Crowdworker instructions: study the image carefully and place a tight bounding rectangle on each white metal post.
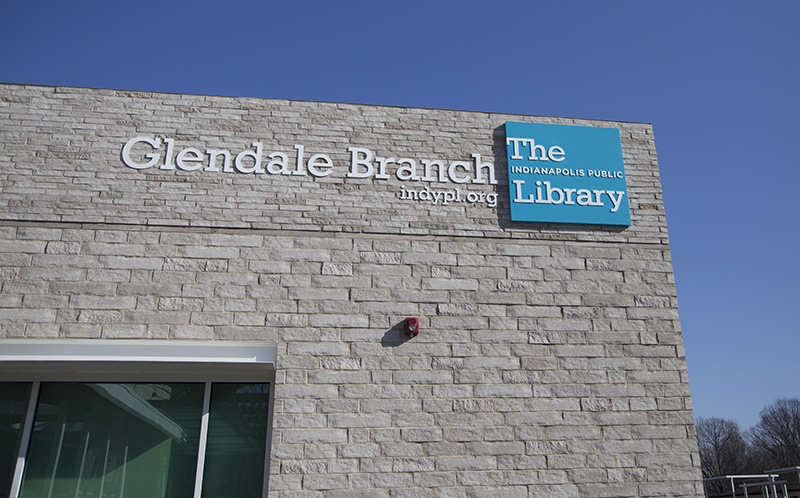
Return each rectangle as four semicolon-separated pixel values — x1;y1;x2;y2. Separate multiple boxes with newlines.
9;381;40;498
193;381;212;498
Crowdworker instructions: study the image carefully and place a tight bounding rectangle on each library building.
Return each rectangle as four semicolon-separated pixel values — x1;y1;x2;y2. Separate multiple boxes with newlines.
0;83;703;497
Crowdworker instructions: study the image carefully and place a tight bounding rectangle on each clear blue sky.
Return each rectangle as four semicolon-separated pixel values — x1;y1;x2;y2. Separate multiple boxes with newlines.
1;1;798;430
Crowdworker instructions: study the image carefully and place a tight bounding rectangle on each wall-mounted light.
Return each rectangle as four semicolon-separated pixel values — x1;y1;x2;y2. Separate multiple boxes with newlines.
404;317;420;336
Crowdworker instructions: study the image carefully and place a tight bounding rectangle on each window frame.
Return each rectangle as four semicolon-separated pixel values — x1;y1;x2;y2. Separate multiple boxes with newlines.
0;339;277;498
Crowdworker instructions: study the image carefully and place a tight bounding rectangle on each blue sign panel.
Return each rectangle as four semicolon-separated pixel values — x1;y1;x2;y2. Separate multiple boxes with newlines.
505;122;631;226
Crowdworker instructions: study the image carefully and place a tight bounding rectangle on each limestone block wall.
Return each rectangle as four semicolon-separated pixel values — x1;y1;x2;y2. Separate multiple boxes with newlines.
0;83;703;497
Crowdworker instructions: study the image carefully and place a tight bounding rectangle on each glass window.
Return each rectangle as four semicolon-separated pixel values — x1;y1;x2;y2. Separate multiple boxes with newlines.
202;383;270;498
2;381;271;498
0;383;31;497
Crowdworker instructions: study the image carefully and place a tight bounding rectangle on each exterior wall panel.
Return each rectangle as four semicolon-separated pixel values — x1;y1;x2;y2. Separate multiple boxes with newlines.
0;83;703;497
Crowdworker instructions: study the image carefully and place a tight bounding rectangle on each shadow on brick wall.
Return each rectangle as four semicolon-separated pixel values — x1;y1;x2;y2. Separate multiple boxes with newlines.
381;321;414;347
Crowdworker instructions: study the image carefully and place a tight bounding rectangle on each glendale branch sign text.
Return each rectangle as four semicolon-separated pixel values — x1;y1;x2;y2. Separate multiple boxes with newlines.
120;137;499;207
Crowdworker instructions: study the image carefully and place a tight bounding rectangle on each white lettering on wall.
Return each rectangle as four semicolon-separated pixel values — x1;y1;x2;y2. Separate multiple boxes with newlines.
176;148;204;171
121;137;499;208
121;136;162;169
346;147;374;178
512;179;626;213
505;137;565;162
235;143;264;174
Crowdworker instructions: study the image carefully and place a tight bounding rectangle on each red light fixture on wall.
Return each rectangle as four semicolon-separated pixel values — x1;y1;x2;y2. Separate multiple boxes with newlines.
404;317;420;336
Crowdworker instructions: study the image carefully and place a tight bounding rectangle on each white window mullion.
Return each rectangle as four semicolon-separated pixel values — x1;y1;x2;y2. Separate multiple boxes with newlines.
261;384;275;498
193;381;212;498
9;380;41;498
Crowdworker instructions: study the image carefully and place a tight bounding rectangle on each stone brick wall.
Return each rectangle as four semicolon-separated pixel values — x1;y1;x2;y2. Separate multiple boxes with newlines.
0;83;703;497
